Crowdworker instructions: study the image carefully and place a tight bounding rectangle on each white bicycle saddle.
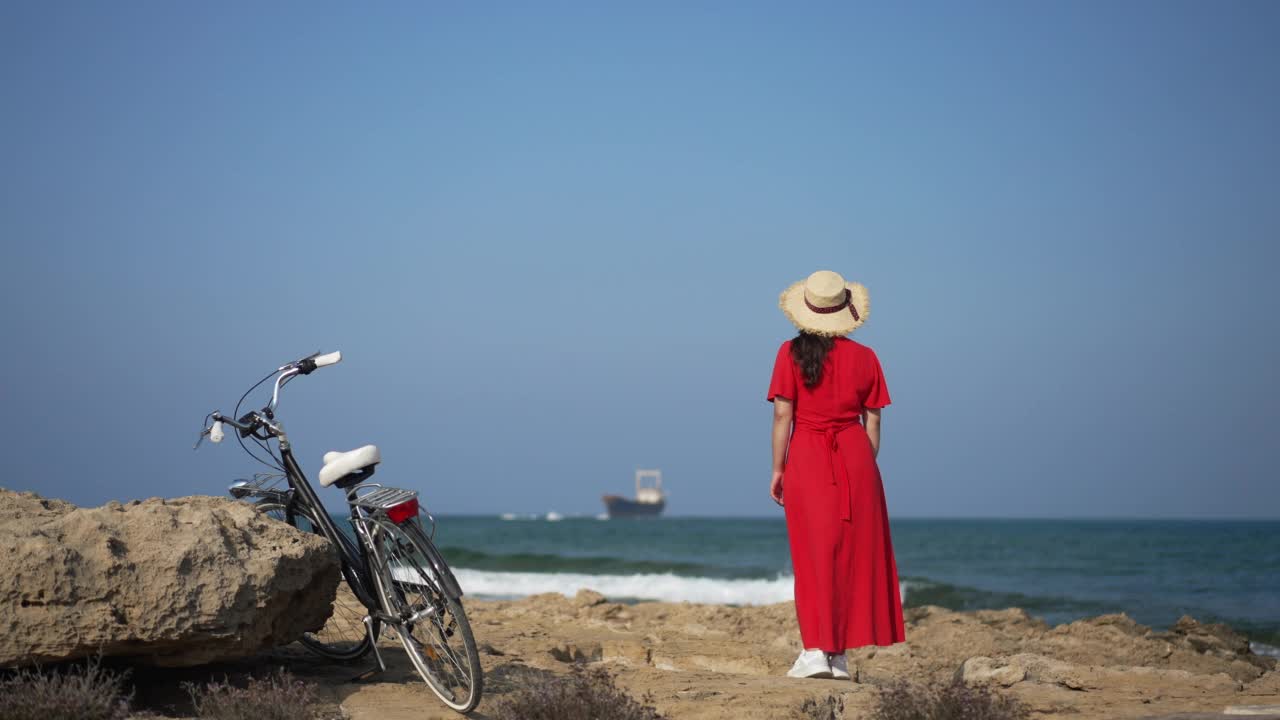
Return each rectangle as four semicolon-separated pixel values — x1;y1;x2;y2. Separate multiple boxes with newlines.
318;445;381;487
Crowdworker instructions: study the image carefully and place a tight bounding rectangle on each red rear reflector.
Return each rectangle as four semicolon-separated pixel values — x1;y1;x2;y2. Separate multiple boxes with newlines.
386;498;419;524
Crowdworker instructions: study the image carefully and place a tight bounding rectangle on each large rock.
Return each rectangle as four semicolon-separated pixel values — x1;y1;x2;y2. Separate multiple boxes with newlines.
1163;615;1270;669
0;489;340;667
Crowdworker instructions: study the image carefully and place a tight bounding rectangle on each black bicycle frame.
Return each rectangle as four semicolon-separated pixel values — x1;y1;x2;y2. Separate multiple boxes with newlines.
279;446;382;611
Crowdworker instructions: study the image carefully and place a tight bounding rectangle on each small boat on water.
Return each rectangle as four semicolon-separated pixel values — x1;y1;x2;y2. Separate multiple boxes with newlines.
602;469;666;518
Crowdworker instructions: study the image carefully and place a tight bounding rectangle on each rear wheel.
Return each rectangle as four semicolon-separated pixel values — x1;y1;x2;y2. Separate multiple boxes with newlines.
372;518;482;713
256;501;375;661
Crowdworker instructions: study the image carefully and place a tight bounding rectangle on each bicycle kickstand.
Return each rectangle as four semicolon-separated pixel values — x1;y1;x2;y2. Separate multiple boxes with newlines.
351;615;388;682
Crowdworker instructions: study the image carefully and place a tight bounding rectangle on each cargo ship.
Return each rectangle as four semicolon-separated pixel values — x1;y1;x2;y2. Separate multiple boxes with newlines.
602;469;666;518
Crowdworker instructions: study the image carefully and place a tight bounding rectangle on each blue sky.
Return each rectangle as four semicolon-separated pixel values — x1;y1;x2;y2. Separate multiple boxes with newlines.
2;1;1277;518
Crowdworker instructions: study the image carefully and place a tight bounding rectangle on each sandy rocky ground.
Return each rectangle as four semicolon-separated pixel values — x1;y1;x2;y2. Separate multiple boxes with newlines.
131;588;1280;720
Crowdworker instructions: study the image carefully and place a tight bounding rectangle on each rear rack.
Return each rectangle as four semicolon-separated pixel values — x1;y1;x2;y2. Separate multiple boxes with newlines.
350;485;418;512
348;484;436;539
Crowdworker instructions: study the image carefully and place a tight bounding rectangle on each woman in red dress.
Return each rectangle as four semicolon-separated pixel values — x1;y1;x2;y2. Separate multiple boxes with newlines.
768;269;906;680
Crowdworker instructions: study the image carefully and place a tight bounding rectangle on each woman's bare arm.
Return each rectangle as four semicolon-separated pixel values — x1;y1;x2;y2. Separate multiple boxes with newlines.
771;398;793;505
864;407;882;459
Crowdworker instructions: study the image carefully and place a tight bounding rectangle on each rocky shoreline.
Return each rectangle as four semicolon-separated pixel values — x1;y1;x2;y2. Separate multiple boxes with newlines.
3;489;1278;719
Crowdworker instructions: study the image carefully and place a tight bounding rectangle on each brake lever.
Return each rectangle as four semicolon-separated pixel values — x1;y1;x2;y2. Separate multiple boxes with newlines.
280;350;323;372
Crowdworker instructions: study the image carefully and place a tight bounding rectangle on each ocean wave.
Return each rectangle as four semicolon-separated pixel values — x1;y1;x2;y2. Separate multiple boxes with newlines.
1251;641;1280;659
437;546;762;578
452;568;911;606
453;569;794;604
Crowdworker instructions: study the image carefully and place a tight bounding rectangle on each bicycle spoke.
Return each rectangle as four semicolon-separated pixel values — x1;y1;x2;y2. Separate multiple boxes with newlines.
407;629;464;701
391;550;470;687
415;615;468;685
306;584;368;649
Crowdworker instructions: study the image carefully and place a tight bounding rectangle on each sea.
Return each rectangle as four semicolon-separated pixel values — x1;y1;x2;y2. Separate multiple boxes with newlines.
421;515;1280;657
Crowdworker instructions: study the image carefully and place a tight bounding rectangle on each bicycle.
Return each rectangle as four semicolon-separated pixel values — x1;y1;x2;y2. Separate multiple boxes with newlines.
196;351;483;713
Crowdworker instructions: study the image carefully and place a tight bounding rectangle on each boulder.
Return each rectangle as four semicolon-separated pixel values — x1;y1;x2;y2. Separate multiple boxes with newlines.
954;656;1028;686
0;489;340;667
574;589;608;608
1163;615;1266;665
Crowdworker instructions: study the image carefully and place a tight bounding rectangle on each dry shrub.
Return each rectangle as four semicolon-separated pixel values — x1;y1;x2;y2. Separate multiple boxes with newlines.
872;678;1029;720
0;658;133;720
184;668;324;720
493;664;667;720
799;693;845;720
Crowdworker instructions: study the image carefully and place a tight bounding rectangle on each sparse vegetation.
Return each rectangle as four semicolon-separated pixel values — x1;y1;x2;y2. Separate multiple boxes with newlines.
184;668;336;720
871;678;1029;720
0;657;133;720
493;664;668;720
799;693;846;720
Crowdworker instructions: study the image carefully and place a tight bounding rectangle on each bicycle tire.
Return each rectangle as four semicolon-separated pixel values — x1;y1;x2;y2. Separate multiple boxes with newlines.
371;518;482;713
256;501;375;662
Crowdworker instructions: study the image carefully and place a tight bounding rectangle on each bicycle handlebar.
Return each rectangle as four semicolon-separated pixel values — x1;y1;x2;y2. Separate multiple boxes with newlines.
197;349;343;449
287;350;342;376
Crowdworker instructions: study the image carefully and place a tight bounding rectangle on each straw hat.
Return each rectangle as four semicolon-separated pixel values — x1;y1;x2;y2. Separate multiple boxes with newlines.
779;270;871;337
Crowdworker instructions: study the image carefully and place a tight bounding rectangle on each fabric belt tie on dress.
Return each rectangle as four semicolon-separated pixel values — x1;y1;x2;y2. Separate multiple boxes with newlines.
797;418;861;523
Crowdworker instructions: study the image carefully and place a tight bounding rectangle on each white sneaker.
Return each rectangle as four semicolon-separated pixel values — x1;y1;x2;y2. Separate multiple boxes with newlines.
828;653;851;680
786;649;833;679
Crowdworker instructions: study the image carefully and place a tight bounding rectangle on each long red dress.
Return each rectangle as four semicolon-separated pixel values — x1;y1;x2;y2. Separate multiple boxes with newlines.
768;337;906;651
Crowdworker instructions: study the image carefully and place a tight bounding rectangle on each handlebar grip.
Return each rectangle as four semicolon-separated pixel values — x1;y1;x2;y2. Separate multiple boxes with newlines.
210;420;225;444
313;351;342;368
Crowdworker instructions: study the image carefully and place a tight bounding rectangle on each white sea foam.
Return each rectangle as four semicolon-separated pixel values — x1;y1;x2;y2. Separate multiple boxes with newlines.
452;568;911;606
1252;641;1280;659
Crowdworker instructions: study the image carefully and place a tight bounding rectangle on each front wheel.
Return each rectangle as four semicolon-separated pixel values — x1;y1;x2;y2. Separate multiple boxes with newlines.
256;502;375;662
372;518;482;713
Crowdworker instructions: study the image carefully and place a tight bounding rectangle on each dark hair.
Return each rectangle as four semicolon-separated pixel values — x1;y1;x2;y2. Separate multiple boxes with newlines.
791;332;835;388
